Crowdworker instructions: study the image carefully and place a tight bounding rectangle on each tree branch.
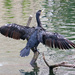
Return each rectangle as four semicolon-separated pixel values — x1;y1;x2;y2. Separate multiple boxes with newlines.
30;51;39;67
42;53;50;67
42;53;75;75
26;15;33;26
26;15;39;67
42;53;75;68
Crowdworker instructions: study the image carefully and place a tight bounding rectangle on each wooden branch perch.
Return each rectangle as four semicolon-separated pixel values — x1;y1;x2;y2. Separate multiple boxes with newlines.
30;51;39;67
42;53;75;68
42;53;50;67
42;53;75;75
26;15;33;26
26;15;39;67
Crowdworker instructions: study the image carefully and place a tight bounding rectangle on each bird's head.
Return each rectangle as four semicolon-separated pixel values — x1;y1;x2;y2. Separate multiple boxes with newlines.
36;10;42;17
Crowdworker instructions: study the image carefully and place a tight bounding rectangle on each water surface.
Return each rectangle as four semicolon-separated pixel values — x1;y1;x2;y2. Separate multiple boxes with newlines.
0;0;75;75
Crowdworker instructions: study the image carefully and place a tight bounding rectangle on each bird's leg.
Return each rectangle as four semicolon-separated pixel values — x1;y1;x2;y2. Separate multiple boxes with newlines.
30;47;40;67
31;47;40;53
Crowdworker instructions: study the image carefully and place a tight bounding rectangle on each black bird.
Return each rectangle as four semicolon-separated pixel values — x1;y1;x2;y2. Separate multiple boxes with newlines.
0;10;75;57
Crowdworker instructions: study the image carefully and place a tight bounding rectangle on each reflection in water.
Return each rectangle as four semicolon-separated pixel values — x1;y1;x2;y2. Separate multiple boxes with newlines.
22;0;31;25
22;0;30;17
20;67;39;75
43;0;75;40
3;0;14;23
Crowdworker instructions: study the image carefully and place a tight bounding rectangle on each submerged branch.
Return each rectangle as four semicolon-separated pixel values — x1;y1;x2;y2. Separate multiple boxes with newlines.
42;53;75;74
42;53;75;68
42;53;50;67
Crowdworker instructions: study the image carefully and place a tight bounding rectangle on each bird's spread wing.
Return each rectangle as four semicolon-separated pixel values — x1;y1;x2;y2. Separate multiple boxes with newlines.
0;23;31;40
42;32;75;49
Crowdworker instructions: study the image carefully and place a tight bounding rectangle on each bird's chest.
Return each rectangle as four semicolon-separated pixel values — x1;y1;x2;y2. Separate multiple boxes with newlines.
27;30;39;48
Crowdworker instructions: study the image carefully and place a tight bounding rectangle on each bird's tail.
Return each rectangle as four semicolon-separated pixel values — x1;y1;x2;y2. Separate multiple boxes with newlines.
20;47;30;57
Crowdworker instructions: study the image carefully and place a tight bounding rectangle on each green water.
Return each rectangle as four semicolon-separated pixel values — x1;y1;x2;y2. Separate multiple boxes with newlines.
0;0;75;75
40;0;75;75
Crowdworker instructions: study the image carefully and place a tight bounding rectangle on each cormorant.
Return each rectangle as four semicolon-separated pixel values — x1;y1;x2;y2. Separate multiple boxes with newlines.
20;10;75;57
0;10;75;57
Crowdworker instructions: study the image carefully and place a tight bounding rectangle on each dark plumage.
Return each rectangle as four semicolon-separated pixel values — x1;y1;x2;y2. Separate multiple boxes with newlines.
20;29;40;56
0;10;75;57
36;10;42;27
0;23;35;40
42;32;75;49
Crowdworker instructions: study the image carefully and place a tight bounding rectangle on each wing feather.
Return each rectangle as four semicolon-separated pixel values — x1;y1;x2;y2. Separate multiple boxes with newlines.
54;40;58;48
0;23;31;40
65;39;75;48
42;32;75;49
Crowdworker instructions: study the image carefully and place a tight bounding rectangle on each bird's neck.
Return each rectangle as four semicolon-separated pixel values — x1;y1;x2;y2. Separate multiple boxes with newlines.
36;15;42;27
